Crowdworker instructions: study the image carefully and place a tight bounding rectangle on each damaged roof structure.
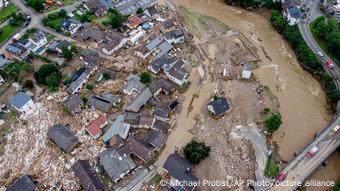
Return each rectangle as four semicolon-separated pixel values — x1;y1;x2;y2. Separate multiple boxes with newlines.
47;124;79;153
72;160;105;191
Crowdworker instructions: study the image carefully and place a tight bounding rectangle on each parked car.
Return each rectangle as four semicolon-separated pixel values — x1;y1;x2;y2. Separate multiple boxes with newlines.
306;146;318;158
332;125;339;134
276;172;287;182
317;51;324;58
325;60;334;69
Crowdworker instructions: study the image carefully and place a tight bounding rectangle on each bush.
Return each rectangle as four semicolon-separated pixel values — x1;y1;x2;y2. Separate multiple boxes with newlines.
136;7;144;14
333;180;340;191
183;139;211;165
86;83;94;90
24;79;34;89
264;112;282;133
140;72;152;84
102;73;110;81
0;61;31;81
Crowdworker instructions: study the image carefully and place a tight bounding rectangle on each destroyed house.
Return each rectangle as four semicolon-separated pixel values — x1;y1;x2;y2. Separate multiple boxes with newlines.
153;107;170;122
63;95;84;114
126;87;153;112
163;153;198;191
86;115;107;139
123;74;145;95
72;160;105;191
6;175;36;191
47;124;79;153
87;96;112;113
163;29;185;44
99;148;136;183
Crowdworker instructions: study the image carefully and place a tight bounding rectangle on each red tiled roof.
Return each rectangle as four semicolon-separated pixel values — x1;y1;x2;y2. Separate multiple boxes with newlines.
128;16;143;29
86;115;107;138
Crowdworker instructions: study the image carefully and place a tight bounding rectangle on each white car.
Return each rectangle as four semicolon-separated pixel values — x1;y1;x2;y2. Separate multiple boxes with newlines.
317;51;324;58
332;125;340;134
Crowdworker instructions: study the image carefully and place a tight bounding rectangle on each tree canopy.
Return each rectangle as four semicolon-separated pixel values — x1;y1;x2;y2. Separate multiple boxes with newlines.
140;72;151;84
333;180;340;191
264;112;282;133
183;139;210;165
0;61;31;81
34;63;62;90
27;0;45;12
105;9;126;29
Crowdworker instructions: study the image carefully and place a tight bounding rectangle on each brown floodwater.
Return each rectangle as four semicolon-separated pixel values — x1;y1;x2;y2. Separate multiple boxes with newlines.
171;0;331;162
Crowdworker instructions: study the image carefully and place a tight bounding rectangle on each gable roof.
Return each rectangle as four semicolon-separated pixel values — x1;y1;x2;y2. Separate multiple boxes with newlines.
149;77;173;95
152;120;168;132
124;74;145;94
47;124;79;152
148;55;177;73
98;148;136;182
72;160;105;191
9;91;32;110
86;115;107;138
126;88;153;112
143;130;166;150
127;136;154;162
166;59;188;81
155;40;173;59
163;153;198;189
87;96;112;112
6;175;36;191
102;115;130;142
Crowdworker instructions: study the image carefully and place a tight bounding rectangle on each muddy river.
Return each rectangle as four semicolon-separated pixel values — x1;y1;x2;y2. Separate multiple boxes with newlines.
156;0;338;187
172;0;331;161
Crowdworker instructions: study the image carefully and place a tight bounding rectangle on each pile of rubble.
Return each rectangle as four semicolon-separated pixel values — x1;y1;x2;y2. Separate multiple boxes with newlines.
0;91;105;190
94;79;125;95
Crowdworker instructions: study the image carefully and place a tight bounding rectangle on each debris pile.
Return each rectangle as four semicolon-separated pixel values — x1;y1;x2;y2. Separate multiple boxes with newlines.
0;91;105;190
94;79;125;95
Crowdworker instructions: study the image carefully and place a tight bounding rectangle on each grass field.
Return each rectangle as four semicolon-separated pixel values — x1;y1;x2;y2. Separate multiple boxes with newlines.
0;4;18;23
0;24;18;44
265;154;279;178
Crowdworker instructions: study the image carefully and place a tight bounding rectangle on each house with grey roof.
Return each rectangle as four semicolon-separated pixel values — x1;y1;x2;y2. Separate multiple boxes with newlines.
126;87;153;112
95;67;117;81
0;55;10;69
102;115;130;142
99;148;136;183
5;43;30;61
6;175;36;191
147;54;177;74
55;40;72;54
163;153;198;191
149;77;173;96
164;29;185;44
72;160;105;191
143;130;166;150
164;59;189;86
124;112;155;128
101;93;121;107
102;30;129;55
87;96;113;113
26;30;47;52
152;120;168;132
126;136;154;162
207;97;229;117
155;40;173;59
283;0;301;25
123;74;145;95
63;95;84;114
9;91;35;113
135;36;163;59
153;107;170;122
61;18;81;35
113;0;156;15
145;5;159;18
47;124;79;153
74;27;105;45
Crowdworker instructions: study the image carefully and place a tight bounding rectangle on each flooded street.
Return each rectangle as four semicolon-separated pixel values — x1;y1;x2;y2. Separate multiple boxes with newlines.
172;0;331;161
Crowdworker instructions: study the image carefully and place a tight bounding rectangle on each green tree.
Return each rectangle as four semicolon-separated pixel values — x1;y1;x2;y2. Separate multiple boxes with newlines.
34;63;61;85
333;180;340;191
59;9;68;18
136;7;144;14
183;139;211;165
107;8;126;28
86;83;94;90
24;79;34;89
46;72;61;90
1;61;31;81
102;73;110;80
264;112;282;133
27;0;45;12
62;46;73;61
140;72;151;84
